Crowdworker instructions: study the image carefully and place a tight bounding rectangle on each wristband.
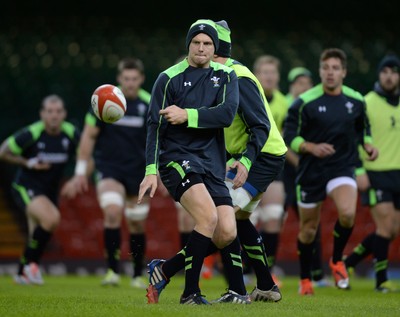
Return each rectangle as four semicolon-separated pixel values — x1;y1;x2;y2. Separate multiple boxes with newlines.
74;160;87;176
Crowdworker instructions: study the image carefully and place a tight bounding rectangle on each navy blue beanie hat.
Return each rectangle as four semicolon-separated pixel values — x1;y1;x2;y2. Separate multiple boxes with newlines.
186;19;219;51
377;54;400;74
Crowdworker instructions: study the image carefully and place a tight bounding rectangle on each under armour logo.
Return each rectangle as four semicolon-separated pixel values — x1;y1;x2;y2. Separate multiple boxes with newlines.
182;179;190;187
257;237;263;244
301;190;307;201
198;24;206;30
376;189;383;201
184;82;191;86
318;106;327;112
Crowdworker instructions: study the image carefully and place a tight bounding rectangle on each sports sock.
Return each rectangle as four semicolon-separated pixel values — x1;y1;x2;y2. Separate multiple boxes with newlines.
219;237;246;295
237;219;274;290
298;239;314;280
332;220;353;263
373;234;390;287
182;230;211;297
162;241;218;279
22;225;52;265
130;233;146;277
180;232;190;249
260;231;279;268
311;225;324;281
104;228;121;273
344;232;375;268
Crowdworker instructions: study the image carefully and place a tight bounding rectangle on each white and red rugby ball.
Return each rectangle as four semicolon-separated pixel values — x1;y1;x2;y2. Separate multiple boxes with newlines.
91;84;127;123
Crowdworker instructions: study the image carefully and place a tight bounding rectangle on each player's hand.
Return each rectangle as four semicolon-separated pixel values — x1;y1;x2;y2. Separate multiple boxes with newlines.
159;105;188;125
138;174;158;204
363;144;379;161
26;158;51;170
228;160;248;189
60;179;79;199
356;173;370;192
306;142;335;158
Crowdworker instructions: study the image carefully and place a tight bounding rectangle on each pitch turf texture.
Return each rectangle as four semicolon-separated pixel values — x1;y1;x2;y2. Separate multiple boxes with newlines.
0;274;398;317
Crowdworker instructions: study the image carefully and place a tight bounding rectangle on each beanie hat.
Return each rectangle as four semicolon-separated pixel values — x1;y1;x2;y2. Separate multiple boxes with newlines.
377;54;400;73
186;19;219;51
215;20;231;57
288;67;312;84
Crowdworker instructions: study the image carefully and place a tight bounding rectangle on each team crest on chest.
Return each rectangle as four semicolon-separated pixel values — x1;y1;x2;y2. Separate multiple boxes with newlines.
345;101;354;114
137;103;147;116
210;76;220;87
62;137;70;150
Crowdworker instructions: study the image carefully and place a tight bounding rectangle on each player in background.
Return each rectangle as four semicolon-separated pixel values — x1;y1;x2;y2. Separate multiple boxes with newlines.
284;48;379;295
252;55;288;285
344;54;400;292
0;95;81;285
139;19;248;305
63;57;151;288
284;67;331;287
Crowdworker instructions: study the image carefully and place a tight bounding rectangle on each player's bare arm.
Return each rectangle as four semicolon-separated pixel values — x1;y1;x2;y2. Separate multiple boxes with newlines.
0;139;50;170
65;124;99;197
300;141;335;158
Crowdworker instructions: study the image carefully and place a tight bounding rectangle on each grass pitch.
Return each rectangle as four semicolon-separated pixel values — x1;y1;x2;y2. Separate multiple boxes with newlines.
0;274;399;317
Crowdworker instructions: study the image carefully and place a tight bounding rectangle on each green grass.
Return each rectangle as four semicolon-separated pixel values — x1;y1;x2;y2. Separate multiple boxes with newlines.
0;274;399;317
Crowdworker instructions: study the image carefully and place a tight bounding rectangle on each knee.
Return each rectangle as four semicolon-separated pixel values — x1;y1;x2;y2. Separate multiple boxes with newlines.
41;212;61;232
338;211;355;227
299;225;317;244
104;206;123;226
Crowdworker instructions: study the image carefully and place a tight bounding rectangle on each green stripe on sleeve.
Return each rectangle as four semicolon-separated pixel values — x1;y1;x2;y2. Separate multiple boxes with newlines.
145;164;157;176
355;167;366;176
239;156;252;171
364;136;373;144
186;109;198;128
7;136;22;155
290;136;306;153
85;113;97;126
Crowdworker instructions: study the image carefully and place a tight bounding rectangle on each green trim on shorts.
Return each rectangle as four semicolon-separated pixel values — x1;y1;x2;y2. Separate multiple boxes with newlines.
166;161;185;179
368;188;377;206
12;183;31;205
296;184;301;203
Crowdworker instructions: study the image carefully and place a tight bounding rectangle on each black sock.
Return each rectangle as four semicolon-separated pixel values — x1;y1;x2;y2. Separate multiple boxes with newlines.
311;226;324;281
332;221;353;263
162;241;218;279
104;228;121;273
345;233;375;268
373;234;390;287
180;232;191;250
130;233;145;277
22;225;52;265
237;219;274;290
182;230;210;297
220;237;246;295
298;239;314;280
260;231;279;268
